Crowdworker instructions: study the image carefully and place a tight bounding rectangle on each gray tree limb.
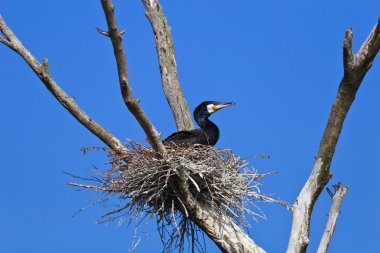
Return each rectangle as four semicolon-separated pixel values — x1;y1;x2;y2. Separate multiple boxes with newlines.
190;205;266;253
287;18;380;253
142;0;194;131
0;16;127;154
99;0;166;154
317;184;349;253
174;167;266;253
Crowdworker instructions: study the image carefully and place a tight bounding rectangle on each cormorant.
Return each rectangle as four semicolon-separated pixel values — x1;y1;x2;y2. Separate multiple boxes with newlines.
163;101;235;146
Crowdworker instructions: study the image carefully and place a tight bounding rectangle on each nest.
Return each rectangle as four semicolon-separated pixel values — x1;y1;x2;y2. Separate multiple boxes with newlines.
69;140;287;252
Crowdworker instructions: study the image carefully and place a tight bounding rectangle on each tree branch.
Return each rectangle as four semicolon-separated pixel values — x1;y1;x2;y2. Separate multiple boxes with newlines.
142;0;194;131
0;16;127;154
287;18;380;253
99;0;166;154
317;184;348;253
173;166;266;253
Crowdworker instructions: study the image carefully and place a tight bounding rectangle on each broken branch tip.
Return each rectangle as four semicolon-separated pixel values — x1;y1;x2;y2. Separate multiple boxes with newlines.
96;27;110;37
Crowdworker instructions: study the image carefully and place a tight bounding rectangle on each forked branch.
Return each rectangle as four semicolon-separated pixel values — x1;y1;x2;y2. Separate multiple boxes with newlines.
0;16;127;154
142;0;194;131
317;184;348;253
287;18;380;253
99;0;166;154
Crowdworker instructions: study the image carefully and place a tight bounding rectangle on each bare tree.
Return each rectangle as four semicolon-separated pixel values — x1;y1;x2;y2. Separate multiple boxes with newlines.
0;1;379;252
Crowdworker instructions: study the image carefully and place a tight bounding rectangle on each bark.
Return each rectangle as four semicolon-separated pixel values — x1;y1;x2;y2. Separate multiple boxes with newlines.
317;184;348;253
175;167;266;253
287;19;380;253
99;0;166;154
142;0;194;131
0;16;127;154
191;205;265;253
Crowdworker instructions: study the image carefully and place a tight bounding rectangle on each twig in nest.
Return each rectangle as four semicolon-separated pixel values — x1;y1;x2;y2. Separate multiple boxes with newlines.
68;140;288;252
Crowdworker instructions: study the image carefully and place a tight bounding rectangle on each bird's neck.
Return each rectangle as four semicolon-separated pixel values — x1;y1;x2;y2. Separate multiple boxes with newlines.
195;115;220;145
197;117;218;131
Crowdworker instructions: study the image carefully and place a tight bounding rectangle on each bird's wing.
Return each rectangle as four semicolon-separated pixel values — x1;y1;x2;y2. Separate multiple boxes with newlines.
163;129;203;145
164;130;197;141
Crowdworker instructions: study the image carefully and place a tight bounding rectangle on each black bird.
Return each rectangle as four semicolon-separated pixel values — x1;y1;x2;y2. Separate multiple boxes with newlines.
163;101;235;146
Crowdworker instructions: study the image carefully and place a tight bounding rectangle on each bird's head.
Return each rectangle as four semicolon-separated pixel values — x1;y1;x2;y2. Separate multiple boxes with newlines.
194;101;236;123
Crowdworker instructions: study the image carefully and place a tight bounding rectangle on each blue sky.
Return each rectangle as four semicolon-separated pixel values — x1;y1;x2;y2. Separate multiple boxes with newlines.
0;0;379;252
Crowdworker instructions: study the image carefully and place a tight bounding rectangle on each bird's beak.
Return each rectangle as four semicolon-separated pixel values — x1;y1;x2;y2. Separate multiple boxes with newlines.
212;101;236;111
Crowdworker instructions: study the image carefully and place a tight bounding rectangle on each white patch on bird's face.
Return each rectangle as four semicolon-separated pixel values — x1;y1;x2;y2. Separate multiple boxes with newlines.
207;104;216;113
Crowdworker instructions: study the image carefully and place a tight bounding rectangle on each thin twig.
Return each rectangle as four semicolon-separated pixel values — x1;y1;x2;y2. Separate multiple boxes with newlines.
70;142;269;253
